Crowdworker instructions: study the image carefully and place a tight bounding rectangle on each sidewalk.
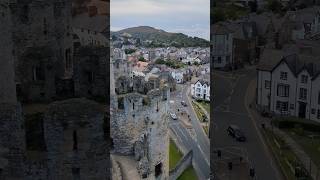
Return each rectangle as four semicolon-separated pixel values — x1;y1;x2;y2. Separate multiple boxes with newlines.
246;79;319;180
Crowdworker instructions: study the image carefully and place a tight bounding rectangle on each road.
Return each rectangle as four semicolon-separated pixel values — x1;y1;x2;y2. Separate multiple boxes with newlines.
169;83;210;179
213;68;283;180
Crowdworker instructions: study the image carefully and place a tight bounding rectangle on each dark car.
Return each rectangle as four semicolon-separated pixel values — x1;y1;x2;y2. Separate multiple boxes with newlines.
227;125;246;142
181;101;187;107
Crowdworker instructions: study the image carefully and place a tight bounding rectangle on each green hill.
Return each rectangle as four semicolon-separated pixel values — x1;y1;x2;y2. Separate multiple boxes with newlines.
112;26;209;47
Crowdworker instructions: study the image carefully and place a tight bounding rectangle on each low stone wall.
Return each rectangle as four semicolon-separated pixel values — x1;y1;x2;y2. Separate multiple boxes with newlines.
169;150;193;180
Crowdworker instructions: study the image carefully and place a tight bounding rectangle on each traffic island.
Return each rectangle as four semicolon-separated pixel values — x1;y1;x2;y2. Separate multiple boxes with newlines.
191;101;209;135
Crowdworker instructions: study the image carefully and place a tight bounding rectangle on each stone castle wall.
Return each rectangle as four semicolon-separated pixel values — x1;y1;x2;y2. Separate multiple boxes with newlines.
10;0;73;102
0;1;17;104
111;84;170;179
44;98;108;180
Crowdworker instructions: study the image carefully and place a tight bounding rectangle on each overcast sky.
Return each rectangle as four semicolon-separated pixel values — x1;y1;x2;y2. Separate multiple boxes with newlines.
111;0;210;40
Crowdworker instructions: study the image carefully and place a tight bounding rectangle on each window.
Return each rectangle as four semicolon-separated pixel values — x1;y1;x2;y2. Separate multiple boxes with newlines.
265;80;271;89
226;56;230;63
318;91;320;105
318;110;320;119
277;84;289;97
43;18;47;35
312;109;316;114
276;101;289;113
155;163;163;177
217;57;222;63
280;72;288;80
290;104;294;110
87;71;94;84
301;75;308;84
73;131;78;151
299;88;307;100
32;65;45;81
65;48;72;71
72;168;80;180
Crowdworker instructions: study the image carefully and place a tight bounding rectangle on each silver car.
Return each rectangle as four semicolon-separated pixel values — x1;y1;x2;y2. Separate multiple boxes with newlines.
170;113;178;120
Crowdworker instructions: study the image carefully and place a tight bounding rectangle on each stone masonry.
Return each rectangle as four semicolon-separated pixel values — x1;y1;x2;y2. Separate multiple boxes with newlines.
111;56;170;180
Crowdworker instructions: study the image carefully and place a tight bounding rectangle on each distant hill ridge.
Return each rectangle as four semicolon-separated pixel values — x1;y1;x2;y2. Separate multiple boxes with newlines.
112;26;209;47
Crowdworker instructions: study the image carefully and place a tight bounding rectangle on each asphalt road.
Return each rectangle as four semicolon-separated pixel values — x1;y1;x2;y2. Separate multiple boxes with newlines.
213;68;282;180
169;83;210;179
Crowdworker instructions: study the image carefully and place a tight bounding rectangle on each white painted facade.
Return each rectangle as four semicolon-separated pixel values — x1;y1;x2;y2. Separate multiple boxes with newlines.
171;71;184;84
257;60;320;122
191;80;210;101
270;61;297;116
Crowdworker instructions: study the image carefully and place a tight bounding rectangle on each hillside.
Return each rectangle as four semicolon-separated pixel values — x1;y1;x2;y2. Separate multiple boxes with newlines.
112;26;209;47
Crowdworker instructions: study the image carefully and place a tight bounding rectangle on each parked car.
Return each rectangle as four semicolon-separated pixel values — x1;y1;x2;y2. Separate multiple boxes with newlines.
181;101;187;107
227;125;246;142
170;113;178;120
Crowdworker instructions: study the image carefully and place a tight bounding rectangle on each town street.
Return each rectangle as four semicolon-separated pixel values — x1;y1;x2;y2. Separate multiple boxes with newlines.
169;83;210;179
213;68;283;180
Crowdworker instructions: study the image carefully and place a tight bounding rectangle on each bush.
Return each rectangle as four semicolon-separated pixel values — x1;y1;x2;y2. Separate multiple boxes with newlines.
272;117;320;133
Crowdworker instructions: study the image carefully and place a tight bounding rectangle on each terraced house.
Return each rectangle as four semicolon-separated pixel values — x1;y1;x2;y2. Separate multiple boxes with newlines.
257;49;320;122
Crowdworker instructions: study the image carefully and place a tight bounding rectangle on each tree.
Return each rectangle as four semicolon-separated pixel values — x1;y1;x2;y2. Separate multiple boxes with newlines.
139;56;146;62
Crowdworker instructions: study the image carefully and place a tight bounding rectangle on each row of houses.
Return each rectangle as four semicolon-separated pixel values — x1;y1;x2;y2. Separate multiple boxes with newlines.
212;6;320;70
257;48;320;122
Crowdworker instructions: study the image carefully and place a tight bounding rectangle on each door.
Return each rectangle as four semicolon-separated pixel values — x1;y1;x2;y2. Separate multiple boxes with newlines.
298;102;307;118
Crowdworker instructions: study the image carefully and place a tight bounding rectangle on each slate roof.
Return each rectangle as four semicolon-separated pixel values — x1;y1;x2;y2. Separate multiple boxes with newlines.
257;49;287;71
258;48;320;79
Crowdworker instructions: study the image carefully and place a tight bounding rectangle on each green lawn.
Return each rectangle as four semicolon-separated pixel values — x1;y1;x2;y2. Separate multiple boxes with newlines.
192;102;207;122
177;165;198;180
285;130;320;168
198;101;210;113
262;129;311;180
169;139;183;170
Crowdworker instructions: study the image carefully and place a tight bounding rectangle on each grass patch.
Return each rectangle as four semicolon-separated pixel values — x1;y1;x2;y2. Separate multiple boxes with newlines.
197;100;210;113
285;130;320;168
192;102;207;122
177;165;198;180
262;129;311;180
203;124;209;135
169;139;183;170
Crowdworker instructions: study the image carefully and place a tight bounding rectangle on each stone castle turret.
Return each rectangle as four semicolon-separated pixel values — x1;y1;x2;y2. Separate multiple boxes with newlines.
111;55;170;179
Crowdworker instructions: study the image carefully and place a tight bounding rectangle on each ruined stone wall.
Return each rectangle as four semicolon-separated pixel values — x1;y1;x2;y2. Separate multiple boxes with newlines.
0;103;26;179
43;98;108;180
0;1;17;104
112;58;132;80
9;0;73;102
111;86;170;179
73;46;108;99
0;2;26;179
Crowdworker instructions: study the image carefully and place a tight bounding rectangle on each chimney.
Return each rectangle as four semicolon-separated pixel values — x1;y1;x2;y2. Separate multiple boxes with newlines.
88;6;98;17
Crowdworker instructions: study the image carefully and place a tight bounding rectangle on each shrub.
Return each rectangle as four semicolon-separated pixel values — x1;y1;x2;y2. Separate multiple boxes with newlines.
272;117;320;133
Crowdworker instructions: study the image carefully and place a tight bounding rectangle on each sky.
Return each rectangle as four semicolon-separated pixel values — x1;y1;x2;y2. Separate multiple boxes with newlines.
111;0;210;40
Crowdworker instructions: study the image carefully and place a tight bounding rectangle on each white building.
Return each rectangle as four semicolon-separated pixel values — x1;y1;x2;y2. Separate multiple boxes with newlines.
171;71;184;84
191;79;210;101
257;49;320;122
